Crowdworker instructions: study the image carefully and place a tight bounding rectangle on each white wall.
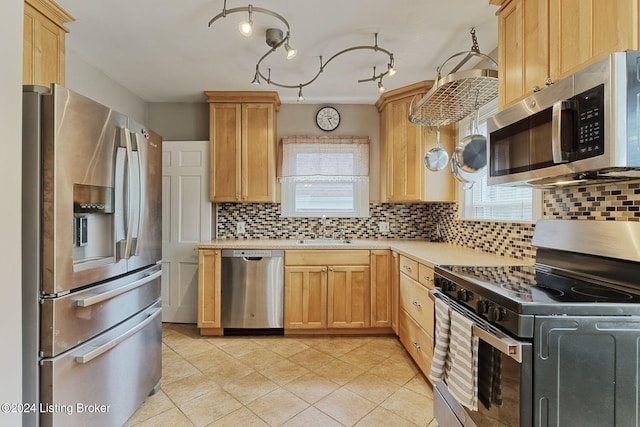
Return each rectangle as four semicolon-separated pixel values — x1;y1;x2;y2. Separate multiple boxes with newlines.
66;48;148;124
0;1;24;425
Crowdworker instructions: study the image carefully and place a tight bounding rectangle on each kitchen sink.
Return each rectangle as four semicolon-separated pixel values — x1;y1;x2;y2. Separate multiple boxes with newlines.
296;239;353;245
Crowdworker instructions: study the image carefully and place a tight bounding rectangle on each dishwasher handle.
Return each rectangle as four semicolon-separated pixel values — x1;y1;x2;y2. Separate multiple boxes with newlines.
243;257;264;261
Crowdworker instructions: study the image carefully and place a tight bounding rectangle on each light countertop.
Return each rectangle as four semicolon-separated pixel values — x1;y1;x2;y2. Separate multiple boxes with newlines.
198;239;532;268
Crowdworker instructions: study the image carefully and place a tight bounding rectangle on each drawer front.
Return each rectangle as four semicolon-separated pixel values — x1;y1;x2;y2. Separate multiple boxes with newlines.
418;263;435;289
40;301;162;427
285;250;370;266
399;255;419;281
399;274;434;335
399;308;434;377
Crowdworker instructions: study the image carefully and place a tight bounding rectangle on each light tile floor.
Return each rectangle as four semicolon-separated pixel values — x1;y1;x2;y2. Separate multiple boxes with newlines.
124;324;439;427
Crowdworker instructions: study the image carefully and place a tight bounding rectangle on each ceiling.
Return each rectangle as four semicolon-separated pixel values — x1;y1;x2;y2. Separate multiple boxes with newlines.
56;0;500;104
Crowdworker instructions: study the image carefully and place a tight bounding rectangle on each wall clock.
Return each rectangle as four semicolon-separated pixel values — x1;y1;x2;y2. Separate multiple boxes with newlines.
316;106;340;131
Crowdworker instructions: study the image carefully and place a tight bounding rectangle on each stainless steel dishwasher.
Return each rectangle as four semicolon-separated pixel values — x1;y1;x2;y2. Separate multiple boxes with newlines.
221;249;284;334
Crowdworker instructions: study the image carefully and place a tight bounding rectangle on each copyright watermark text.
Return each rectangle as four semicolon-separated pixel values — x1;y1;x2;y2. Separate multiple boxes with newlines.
1;402;111;415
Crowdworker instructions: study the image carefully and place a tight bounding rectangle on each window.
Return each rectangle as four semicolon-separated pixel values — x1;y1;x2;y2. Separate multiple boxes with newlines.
279;136;369;218
458;100;536;222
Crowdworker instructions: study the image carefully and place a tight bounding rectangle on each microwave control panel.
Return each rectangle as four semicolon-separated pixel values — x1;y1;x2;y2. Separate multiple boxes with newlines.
575;84;604;159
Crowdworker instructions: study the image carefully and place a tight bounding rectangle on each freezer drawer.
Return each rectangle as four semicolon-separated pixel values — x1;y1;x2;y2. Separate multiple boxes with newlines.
41;264;162;357
39;300;162;427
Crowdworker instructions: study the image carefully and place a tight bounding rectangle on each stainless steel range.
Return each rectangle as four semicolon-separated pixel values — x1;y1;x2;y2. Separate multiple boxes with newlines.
432;219;640;427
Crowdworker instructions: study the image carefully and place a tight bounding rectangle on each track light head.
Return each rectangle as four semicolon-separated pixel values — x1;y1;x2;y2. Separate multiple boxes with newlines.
285;42;297;59
297;86;304;102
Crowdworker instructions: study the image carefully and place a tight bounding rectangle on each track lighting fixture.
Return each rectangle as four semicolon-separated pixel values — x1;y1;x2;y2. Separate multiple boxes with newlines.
208;1;397;99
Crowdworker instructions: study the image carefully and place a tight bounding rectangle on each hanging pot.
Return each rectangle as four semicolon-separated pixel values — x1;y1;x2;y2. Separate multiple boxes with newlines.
424;125;449;172
455;108;487;173
450;151;481;190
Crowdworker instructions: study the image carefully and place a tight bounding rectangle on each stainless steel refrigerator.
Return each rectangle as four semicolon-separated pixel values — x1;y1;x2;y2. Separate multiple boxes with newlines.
22;85;163;427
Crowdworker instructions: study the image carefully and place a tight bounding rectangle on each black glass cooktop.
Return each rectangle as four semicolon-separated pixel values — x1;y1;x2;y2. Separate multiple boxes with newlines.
437;264;640;308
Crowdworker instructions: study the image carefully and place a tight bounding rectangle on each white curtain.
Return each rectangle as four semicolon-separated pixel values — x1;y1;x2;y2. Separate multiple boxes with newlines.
278;135;370;178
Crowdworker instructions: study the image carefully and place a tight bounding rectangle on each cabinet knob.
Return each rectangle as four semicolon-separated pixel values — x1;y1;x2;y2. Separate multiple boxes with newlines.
412;300;421;308
329;267;333;271
423;276;432;282
532;85;542;93
403;265;412;272
411;340;421;350
545;78;554;86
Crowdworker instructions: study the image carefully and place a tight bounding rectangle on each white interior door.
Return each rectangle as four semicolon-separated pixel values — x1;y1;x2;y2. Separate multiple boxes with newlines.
161;141;212;323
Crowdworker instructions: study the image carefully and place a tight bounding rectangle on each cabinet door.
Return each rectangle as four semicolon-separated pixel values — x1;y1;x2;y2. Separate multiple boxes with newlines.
242;103;276;202
210;103;241;201
549;0;636;80
197;249;221;329
23;1;70;86
391;251;400;335
370;250;391;328
498;0;549;109
328;265;370;328
284;266;327;329
388;98;424;202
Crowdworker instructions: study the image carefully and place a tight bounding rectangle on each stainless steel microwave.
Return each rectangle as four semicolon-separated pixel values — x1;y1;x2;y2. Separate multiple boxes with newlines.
487;51;640;187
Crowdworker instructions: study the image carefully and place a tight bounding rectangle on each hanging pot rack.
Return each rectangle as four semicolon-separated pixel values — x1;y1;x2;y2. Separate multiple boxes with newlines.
409;28;498;127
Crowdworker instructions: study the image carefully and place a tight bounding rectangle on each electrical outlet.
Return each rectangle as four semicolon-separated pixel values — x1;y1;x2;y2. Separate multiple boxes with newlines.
378;221;390;233
236;221;246;234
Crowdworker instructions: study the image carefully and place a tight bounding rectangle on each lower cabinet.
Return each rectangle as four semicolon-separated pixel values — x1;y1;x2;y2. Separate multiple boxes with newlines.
399;309;435;375
327;265;371;328
398;254;437;381
197;248;222;335
284;249;391;333
284;266;328;329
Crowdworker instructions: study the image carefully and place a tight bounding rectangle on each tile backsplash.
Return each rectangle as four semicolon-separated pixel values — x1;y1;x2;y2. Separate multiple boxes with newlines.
216;202;456;240
215;180;640;260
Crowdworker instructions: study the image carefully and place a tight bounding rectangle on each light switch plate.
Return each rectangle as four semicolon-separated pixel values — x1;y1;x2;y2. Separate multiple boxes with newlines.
378;222;390;233
237;221;246;234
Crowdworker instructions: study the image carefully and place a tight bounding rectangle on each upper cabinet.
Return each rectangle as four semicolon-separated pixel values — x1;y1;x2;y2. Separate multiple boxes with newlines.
23;0;74;87
205;91;280;203
496;0;638;110
376;82;455;203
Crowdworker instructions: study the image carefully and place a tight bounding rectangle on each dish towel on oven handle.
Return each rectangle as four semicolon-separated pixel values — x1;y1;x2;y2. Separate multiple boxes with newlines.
429;298;451;383
446;308;479;411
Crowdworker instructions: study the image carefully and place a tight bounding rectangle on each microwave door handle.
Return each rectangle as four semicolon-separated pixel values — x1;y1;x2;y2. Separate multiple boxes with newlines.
551;100;576;163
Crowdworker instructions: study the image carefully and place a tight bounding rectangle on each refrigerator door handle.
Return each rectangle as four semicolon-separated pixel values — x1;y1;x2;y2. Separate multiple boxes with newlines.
114;135;127;260
73;270;162;307
73;307;162;364
119;128;135;259
130;131;145;256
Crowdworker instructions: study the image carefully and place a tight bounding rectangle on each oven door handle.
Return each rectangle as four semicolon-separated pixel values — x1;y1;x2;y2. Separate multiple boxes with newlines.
430;289;523;363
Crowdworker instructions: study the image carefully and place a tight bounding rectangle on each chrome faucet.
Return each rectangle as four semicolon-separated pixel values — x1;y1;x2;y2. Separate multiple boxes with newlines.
320;215;327;239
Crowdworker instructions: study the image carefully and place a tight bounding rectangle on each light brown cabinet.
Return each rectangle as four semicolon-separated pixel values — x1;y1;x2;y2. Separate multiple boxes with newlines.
197;249;222;335
205;92;280;202
397;254;436;380
327;265;370;328
284;250;391;333
390;251;400;335
497;0;638;109
376;82;455;203
23;0;74;87
370;250;392;328
284;266;328;329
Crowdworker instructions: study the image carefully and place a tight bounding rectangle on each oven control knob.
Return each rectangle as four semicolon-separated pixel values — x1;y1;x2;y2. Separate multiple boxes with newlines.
488;306;506;322
476;300;489;315
457;289;472;302
441;281;456;292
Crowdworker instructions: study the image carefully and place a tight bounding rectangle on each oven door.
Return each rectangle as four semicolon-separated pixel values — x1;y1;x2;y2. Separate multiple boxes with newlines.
431;290;533;427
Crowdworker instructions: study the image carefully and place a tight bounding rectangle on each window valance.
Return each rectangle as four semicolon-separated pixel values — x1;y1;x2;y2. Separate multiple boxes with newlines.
278;135;370;178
